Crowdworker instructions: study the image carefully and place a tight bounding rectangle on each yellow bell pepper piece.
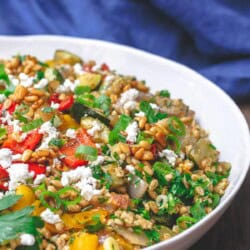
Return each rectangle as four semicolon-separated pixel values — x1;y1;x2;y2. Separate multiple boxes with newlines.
70;233;98;250
62;209;108;230
11;185;35;211
59;114;80;131
32;200;45;216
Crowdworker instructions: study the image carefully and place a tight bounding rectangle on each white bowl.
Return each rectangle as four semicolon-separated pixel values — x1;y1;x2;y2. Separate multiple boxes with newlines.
0;35;249;250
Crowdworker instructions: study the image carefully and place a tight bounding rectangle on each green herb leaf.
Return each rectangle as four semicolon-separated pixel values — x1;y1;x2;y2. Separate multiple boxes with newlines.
190;201;206;220
168;116;186;136
0;127;7;139
0;194;22;211
75;145;98;161
86;214;104;233
74;85;91;95
153;162;174;185
136;131;154;144
22;118;43;132
109;114;132;145
176;216;197;230
39;191;62;212
159;90;170;98
42;107;54;113
145;229;160;243
49;138;65;148
0;64;15;96
94;94;111;116
139;101;167;123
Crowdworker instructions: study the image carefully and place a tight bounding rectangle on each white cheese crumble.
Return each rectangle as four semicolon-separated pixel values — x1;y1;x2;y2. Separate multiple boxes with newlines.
118;88;139;111
135;111;146;117
90;155;105;166
61;167;101;201
91;64;102;71
125;165;135;174
1;111;21;133
34;78;48;89
7;163;33;191
87;120;102;136
0;148;13;168
125;121;139;143
20;234;35;246
159;149;178;166
150;103;160;111
40;208;61;224
56;79;79;93
34;174;46;185
65;128;76;139
0;94;6;103
19;73;34;87
73;63;86;75
51;101;60;109
38;121;59;149
8;75;20;86
104;75;115;83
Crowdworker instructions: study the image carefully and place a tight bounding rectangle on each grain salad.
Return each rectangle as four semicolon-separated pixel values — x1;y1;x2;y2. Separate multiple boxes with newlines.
0;50;231;250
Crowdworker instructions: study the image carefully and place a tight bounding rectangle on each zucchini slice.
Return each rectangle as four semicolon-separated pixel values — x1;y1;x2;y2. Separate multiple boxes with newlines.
45;68;64;83
77;73;102;90
71;102;110;126
81;116;110;143
54;50;82;65
189;138;219;168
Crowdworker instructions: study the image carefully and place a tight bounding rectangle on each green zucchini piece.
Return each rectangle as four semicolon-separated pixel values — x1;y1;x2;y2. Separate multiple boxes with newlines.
78;73;102;90
81;116;110;143
189;138;219;168
71;102;110;126
54;50;82;65
45;68;64;83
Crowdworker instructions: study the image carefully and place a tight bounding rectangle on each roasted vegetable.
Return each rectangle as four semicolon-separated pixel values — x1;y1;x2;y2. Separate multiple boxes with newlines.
54;50;82;65
81;116;110;143
44;67;63;83
71;102;110;126
78;73;102;90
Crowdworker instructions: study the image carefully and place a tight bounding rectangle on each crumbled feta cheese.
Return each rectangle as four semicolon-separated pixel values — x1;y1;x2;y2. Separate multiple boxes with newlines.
8;74;20;86
56;79;79;93
34;174;46;185
0;148;13;168
38;121;59;149
87;120;102;136
19;73;34;87
0;94;6;103
34;78;48;89
7;163;33;191
51;101;60;109
118;88;139;111
125;121;139;143
90;155;105;166
149;103;160;111
1;111;21;133
104;75;115;83
125;165;135;174
20;132;28;142
20;234;35;246
135;111;146;117
65;128;76;139
73;63;86;75
159;149;178;166
40;208;61;224
61;167;101;200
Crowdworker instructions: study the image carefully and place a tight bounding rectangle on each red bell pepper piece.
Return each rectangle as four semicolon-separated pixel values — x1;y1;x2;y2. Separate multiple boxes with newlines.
151;143;158;157
28;163;46;178
8;102;17;114
58;95;74;111
50;93;60;104
0;166;9;191
101;63;110;71
60;128;95;168
3;130;42;154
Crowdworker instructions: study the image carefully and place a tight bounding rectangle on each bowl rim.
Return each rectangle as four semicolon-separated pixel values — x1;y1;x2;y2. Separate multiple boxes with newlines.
0;34;249;249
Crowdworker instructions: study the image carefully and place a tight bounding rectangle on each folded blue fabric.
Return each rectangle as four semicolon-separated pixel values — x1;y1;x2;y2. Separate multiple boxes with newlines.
0;0;249;100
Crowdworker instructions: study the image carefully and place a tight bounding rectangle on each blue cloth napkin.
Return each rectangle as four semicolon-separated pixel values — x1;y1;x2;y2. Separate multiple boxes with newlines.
0;0;249;101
